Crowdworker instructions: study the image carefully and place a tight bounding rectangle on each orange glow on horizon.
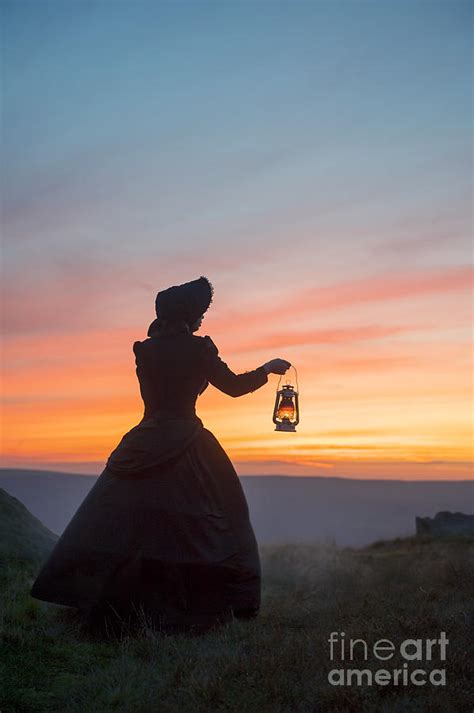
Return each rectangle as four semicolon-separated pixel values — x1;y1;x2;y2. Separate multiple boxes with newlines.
1;265;472;481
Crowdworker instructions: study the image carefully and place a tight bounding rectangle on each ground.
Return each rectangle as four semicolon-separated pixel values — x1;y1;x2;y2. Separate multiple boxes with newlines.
1;536;473;712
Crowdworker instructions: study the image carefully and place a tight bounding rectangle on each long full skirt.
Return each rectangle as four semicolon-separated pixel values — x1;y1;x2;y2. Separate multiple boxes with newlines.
30;425;261;633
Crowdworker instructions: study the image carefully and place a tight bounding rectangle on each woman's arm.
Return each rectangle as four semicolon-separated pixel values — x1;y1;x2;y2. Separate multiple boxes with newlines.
202;336;269;397
202;337;291;397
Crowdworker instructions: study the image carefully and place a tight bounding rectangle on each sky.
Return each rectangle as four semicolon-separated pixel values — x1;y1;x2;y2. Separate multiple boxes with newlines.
1;0;472;479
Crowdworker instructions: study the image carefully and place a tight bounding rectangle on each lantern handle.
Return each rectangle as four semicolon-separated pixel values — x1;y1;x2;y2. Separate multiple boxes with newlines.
277;365;298;393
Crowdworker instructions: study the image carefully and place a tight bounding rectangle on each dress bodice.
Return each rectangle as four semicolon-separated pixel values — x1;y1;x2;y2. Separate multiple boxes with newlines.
105;332;269;475
132;332;268;419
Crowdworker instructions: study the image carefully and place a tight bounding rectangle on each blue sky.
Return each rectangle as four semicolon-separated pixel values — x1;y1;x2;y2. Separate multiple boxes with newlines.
3;1;471;286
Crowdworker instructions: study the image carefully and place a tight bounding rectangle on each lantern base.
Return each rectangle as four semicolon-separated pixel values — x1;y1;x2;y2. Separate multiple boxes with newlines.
274;422;297;432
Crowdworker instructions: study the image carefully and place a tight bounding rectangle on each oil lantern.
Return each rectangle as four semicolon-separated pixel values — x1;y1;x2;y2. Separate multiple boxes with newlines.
272;369;299;432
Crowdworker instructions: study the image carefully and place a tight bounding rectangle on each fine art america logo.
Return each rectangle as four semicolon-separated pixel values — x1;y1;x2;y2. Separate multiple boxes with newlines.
327;631;449;687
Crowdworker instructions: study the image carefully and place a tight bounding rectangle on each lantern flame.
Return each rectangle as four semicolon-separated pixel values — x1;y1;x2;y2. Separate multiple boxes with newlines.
277;396;295;421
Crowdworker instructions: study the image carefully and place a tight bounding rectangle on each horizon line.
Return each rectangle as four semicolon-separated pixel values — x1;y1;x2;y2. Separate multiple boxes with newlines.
1;465;473;485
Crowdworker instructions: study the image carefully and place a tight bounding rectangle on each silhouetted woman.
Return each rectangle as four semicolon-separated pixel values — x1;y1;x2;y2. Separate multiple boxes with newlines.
31;276;291;634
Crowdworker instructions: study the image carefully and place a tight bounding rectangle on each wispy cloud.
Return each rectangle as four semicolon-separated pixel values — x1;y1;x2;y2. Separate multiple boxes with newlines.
231;324;417;353
209;265;473;335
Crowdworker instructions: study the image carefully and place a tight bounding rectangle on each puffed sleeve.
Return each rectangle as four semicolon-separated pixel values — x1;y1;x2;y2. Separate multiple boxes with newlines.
202;335;268;397
132;341;141;367
132;341;141;359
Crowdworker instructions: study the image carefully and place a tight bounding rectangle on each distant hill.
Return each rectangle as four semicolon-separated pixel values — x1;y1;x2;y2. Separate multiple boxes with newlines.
241;475;474;546
0;487;57;563
0;468;473;547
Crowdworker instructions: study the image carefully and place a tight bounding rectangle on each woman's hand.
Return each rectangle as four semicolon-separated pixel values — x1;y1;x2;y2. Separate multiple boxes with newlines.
262;358;292;375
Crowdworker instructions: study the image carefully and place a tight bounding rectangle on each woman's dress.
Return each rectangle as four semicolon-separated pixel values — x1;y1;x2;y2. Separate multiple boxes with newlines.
30;331;268;632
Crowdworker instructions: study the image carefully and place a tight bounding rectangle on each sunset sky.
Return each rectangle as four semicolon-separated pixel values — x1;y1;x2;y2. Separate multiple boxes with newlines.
1;0;472;479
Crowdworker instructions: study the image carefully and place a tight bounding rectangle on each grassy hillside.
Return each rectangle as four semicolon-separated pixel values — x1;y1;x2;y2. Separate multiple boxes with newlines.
1;531;473;712
0;488;57;564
